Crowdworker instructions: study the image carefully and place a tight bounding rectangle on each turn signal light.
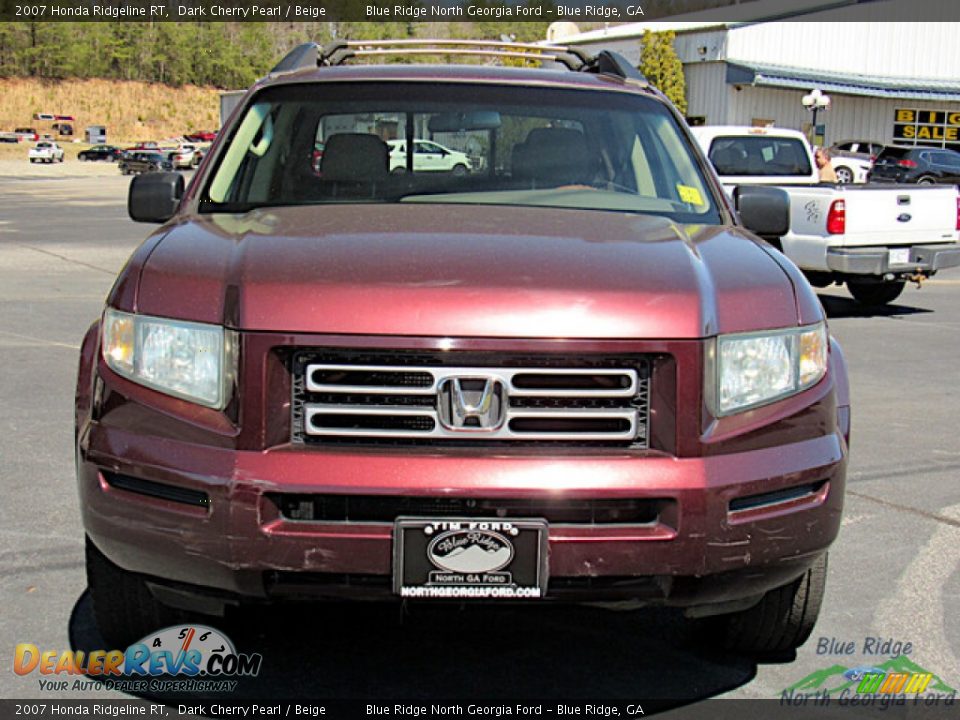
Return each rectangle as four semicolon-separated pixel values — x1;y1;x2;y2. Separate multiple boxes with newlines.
827;199;846;235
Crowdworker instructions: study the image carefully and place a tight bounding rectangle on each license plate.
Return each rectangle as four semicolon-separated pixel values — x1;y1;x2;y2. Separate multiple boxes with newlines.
889;248;911;265
393;518;548;599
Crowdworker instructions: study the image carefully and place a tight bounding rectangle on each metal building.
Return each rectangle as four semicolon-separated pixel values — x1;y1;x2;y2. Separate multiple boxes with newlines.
553;1;960;151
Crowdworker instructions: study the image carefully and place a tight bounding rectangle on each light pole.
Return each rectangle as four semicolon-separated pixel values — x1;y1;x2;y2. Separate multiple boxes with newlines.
801;88;831;146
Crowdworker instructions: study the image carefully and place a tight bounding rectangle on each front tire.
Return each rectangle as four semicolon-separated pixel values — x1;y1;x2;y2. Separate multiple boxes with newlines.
916;175;936;185
85;538;187;648
834;166;854;184
714;554;827;655
847;279;906;306
451;164;468;177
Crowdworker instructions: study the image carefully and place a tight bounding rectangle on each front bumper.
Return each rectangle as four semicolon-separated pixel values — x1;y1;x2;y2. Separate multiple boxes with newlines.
826;243;960;276
78;425;846;614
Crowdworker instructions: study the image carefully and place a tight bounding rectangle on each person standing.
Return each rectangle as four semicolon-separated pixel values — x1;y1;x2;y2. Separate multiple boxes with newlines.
815;147;838;183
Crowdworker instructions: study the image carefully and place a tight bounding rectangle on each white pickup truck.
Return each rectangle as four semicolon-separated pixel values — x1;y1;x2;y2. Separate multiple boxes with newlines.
692;126;960;306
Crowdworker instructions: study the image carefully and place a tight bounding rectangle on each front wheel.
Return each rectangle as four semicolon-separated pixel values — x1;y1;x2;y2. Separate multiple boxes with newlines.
713;554;827;655
85;538;188;648
834;165;854;184
847;279;906;306
451;164;468;177
916;175;936;185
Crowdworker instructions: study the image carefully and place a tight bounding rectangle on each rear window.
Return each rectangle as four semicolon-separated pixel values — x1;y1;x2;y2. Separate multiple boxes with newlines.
875;146;914;164
200;82;721;225
708;135;812;177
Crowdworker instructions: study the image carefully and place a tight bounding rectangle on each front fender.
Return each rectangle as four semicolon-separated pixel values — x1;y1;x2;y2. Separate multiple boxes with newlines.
75;320;100;441
829;335;851;446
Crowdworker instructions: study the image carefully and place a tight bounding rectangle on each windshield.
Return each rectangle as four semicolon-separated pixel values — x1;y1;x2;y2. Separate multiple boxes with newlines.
708;135;813;177
201;82;720;224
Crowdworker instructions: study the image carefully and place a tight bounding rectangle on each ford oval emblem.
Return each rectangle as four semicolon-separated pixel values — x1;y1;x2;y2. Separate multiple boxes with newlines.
427;529;514;574
897;213;912;222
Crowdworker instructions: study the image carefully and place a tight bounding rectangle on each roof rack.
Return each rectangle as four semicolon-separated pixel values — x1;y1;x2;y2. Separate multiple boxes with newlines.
269;40;646;84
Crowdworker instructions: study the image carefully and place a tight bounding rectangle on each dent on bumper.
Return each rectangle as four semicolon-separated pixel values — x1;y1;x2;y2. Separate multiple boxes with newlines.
826;243;960;275
78;421;846;607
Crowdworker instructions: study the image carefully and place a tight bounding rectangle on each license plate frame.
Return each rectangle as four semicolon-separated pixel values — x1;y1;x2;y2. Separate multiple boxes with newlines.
888;248;911;266
393;517;548;599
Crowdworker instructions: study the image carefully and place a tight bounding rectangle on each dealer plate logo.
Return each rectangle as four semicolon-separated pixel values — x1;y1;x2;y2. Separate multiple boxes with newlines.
427;527;516;574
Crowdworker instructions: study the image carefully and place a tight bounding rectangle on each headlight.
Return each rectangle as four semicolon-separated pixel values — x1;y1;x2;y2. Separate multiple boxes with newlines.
101;309;233;409
710;322;828;416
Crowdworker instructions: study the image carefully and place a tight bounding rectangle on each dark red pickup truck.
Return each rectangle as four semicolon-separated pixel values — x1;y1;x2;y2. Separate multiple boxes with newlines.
76;41;849;654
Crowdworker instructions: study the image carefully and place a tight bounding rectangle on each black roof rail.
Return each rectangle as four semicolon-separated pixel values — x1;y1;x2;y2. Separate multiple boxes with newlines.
269;40;646;85
269;42;320;74
581;50;647;83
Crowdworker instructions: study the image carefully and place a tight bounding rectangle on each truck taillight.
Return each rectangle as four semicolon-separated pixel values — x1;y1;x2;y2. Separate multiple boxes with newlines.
897;159;918;168
827;200;845;234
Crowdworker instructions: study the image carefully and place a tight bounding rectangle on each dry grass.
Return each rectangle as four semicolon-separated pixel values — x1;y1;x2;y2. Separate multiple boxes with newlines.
0;78;221;147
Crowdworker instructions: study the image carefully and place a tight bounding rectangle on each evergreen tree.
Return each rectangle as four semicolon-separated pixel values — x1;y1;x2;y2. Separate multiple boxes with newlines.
639;30;687;115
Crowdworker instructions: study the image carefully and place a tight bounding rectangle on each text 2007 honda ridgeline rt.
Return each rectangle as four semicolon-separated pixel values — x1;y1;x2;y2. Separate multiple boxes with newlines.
76;41;849;652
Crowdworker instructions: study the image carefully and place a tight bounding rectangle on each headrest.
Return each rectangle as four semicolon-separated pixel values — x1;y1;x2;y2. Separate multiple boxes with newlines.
513;127;591;186
321;133;388;182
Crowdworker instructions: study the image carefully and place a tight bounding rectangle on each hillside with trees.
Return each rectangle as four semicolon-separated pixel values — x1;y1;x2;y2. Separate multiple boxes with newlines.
0;1;752;88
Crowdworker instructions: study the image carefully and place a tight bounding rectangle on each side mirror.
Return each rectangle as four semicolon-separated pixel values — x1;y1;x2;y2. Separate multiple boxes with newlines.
733;185;789;239
128;172;184;223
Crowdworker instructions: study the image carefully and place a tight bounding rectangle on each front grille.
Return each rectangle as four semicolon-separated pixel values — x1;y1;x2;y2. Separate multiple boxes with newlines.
269;494;667;525
291;349;651;448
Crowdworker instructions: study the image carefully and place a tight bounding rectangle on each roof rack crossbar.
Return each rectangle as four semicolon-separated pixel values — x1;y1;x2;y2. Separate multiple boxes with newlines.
351;48;582;70
319;39;584;71
270;40;645;85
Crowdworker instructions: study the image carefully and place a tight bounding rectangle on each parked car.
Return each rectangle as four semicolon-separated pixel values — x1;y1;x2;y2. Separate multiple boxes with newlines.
829;155;872;184
28;141;64;163
191;142;212;168
119;151;173;175
78;145;122;162
387;139;472;175
184;131;217;143
867;146;960;185
15;127;39;142
830;139;885;161
170;144;198;169
692;125;960;306
78;40;850;656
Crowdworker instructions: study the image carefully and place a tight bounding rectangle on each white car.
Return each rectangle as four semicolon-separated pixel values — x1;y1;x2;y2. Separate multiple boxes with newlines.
170;144;198;169
28;141;64;163
830;155;871;184
387;139;472;175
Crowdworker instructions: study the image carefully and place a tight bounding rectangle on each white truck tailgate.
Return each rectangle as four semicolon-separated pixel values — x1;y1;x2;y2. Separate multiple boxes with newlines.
840;186;958;246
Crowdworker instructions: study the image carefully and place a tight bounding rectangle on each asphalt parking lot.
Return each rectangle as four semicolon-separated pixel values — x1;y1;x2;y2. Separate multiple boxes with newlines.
1;173;958;707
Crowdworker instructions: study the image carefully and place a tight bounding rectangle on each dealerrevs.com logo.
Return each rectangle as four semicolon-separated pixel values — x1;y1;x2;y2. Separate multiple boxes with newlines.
14;625;262;693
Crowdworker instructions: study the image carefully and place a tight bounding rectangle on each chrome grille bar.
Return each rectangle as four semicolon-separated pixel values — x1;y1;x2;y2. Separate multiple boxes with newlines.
301;364;643;442
306;365;638;397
